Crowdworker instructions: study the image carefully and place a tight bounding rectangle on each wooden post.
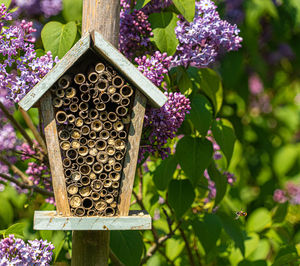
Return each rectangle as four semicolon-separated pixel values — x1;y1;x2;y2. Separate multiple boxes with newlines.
72;1;121;265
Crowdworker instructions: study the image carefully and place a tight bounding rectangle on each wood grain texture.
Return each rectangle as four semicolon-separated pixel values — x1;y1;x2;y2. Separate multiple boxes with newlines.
119;91;147;216
19;34;90;111
40;92;70;216
72;231;110;266
82;0;120;47
34;210;151;230
92;31;168;108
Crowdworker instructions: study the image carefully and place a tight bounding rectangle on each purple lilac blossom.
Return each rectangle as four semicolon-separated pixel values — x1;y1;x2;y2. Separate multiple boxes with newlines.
224;0;244;24
273;189;288;204
286;183;300;205
141;0;172;15
207;130;222;160
0;234;54;265
135;51;172;87
248;73;263;95
40;0;62;18
173;0;242;68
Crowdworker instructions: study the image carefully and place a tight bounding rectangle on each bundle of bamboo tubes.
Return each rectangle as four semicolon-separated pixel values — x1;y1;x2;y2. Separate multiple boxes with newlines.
50;61;134;216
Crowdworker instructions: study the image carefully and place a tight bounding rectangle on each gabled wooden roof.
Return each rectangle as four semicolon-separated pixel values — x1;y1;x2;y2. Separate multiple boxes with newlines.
19;30;168;111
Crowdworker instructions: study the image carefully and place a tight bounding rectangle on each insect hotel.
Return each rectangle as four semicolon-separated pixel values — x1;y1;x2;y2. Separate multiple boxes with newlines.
19;31;167;230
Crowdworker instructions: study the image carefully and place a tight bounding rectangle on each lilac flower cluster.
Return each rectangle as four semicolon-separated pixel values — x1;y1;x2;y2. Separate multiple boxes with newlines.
141;0;172;15
0;234;54;265
140;92;191;160
173;0;242;68
0;4;58;102
135;51;172;87
207;130;222;160
273;183;300;205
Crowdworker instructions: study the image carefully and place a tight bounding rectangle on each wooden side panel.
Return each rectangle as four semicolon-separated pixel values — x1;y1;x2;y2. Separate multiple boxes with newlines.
119;91;147;216
19;34;90;111
92;31;168;108
40;92;70;216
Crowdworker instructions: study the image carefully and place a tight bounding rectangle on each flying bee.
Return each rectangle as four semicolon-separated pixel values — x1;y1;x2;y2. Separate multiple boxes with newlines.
235;210;247;220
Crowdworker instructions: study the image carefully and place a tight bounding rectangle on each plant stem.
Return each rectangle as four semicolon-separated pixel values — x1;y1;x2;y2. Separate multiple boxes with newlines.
179;227;196;266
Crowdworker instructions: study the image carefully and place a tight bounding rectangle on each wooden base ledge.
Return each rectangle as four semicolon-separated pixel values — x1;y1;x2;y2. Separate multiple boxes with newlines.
34;210;151;231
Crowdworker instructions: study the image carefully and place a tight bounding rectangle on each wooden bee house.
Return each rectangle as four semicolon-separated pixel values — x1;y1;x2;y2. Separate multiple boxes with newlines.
19;31;167;229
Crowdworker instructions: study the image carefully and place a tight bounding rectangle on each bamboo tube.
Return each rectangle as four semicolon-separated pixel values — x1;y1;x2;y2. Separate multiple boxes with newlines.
67;184;78;195
72;140;80;149
74;73;86;85
121;97;130;106
99;174;108;181
103;179;112;188
91;120;102;132
87;140;96;148
70;208;75;215
56;88;65;98
112;190;119;198
99;130;109;140
89;131;97;140
95;102;106;111
93;98;100;105
79;102;88;111
103;121;112;131
108;112;118;122
92;163;103;174
67;114;75;123
112;75;124;88
90;172;96;180
70;195;82;208
99;71;112;81
81;176;91;186
56;111;67;124
70;103;79;113
79;186;92;197
96;151;108;164
58;75;71;89
65;87;76;98
71;129;81;139
95;140;107;151
75;207;85;217
90;87;98;98
112;182;119;189
122;114;131;124
53;97;63;108
100;189;107;198
86;155;95;165
107;86;116;95
79;165;91;175
82;198;93;209
109;171;121;181
107;138;115;146
64;98;71;106
95;63;105;73
84;118;92;125
58;129;70;140
60;140;71;150
79;137;88;146
100;92;110;103
113;162;122;172
104;164;112;172
81;93;91;102
79;83;89;93
89;148;98;157
106;66;116;76
111;93;121;103
95;201;107;212
76;156;85;165
105;194;114;204
89;109;99;119
91;180;103;191
99;111;108;121
79;110;88;119
75;117;84;127
88;71;99;83
81;125;90;136
115;139;126;150
72;96;79;103
50;84;58;92
91;192;100;201
96;80;108;91
120;85;133;98
106;145;115;156
72;164;79;171
87;210;96;216
109;130;118;139
113;121;124;131
63;158;72;168
64;169;72;178
116;106;128;116
107;157;116;166
66;148;78;160
118;130;127;139
114;151;125;161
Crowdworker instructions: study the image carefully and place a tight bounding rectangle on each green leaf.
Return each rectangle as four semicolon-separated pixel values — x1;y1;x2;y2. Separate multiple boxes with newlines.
176;136;213;184
62;0;82;21
246;208;272;232
172;0;195;22
2;0;11;8
188;94;213;136
176;66;193;95
238;260;267;266
273;145;298;176
134;0;151;10
212;119;236;167
148;12;179;55
168;179;195;219
165;237;185;260
54;238;65;262
153;156;177;191
0;199;13;228
207;163;228;206
110;231;143;266
272;202;288;223
4;223;25;238
41;21;77;59
273;246;299;266
192;214;222;254
40;230;53;241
